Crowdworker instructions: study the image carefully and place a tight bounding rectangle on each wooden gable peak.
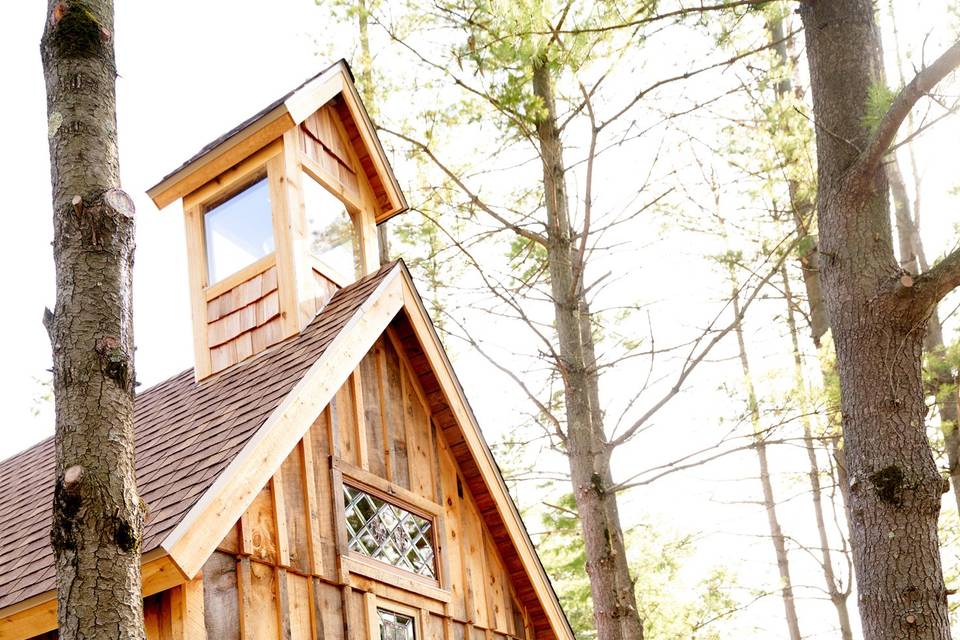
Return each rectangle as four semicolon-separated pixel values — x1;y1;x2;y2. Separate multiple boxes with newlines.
160;262;575;640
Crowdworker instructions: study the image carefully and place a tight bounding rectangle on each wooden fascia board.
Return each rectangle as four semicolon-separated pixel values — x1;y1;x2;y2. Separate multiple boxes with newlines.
396;268;575;640
147;109;295;210
336;73;408;223
0;551;185;640
282;64;345;126
161;266;405;579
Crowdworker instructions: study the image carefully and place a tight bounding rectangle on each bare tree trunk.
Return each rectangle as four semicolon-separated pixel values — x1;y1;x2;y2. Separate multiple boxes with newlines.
353;0;391;265
532;61;644;640
768;12;829;348
799;2;951;637
730;271;802;640
783;267;854;640
40;1;145;639
889;163;960;515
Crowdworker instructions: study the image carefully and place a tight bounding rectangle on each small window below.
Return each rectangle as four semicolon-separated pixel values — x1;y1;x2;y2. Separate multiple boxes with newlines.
343;484;436;579
204;177;274;284
378;608;416;640
302;172;360;281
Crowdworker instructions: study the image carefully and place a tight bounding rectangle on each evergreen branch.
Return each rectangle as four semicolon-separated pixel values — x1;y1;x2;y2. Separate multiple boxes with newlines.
850;39;960;182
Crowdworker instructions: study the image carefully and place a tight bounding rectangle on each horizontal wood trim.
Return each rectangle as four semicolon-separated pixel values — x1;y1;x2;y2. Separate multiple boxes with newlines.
150;113;293;210
333;456;441;518
0;554;186;640
345;555;450;604
183;139;283;213
204;254;277;301
162;267;405;579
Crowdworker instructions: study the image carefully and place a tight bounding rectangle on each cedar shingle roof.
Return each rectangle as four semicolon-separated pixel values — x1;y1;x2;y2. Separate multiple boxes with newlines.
0;264;396;610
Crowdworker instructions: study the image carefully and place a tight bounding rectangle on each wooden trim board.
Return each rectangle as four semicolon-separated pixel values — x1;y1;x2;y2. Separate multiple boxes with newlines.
161;265;405;579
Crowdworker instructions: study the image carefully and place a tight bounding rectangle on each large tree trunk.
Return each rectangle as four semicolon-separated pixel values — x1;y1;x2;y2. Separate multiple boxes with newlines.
40;1;146;638
889;163;960;515
532;61;644;640
730;271;802;640
800;2;951;637
783;267;855;640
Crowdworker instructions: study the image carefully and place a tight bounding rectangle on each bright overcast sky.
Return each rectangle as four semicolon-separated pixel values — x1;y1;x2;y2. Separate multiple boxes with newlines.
0;0;343;457
3;1;960;637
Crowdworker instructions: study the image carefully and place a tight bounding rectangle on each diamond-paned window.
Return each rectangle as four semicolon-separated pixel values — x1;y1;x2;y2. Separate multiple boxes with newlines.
343;484;436;579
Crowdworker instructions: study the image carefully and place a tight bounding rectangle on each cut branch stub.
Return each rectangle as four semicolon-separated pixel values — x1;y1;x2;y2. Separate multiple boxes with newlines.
45;1;108;59
95;335;130;387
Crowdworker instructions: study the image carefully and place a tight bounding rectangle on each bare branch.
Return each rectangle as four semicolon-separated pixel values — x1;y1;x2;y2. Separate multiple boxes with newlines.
609;229;803;448
851;39;960;180
380;126;549;246
907;241;960;309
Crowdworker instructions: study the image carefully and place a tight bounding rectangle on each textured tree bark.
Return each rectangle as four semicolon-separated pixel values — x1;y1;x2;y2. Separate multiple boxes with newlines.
889;163;960;516
730;272;802;640
800;2;951;637
532;61;644;640
783;268;854;640
40;1;146;638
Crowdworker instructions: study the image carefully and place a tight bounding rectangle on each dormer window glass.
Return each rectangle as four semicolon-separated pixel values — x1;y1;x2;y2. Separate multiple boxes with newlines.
302;172;361;283
204;177;274;284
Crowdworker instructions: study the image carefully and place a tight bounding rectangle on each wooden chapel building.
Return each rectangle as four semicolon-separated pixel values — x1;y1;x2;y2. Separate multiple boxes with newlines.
0;61;574;640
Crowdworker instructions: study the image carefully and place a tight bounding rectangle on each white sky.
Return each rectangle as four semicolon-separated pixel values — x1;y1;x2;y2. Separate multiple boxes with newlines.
2;1;960;637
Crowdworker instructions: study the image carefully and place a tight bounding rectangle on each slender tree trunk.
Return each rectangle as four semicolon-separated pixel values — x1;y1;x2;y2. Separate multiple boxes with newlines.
783;267;854;640
800;2;951;637
768;11;829;347
889;163;960;515
532;61;644;640
40;1;146;638
353;0;391;265
729;271;802;640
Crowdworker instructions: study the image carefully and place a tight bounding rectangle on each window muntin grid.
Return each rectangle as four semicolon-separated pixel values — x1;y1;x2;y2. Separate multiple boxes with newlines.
343;484;436;579
378;609;416;640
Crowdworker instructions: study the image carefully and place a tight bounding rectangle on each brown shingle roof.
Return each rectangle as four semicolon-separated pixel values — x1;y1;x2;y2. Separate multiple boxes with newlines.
0;263;397;610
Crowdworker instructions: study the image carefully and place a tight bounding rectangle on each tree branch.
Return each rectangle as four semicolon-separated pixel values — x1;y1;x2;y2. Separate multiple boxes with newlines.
851;40;960;180
908;242;960;309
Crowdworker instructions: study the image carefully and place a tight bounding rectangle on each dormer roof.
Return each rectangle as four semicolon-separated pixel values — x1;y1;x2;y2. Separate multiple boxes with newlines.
146;60;407;223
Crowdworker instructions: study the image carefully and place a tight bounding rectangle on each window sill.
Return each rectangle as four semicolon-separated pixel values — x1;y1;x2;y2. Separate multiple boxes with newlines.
204;253;276;300
344;554;451;604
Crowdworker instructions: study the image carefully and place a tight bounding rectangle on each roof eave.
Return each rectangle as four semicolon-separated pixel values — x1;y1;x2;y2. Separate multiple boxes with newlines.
146;60;407;219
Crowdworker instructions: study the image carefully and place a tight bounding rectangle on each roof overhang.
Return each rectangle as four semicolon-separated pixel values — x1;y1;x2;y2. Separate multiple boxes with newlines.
146;60;408;223
0;550;185;640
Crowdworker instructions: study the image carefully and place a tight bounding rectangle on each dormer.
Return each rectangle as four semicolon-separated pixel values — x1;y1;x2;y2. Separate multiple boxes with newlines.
147;61;407;379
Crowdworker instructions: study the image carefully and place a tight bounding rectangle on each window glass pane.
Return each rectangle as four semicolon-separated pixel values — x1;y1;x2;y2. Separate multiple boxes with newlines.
378;609;416;640
343;484;436;579
302;172;360;280
204;178;274;283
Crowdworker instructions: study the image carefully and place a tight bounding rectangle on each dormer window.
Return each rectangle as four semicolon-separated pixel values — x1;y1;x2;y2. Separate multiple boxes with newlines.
204;177;274;284
302;171;361;284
